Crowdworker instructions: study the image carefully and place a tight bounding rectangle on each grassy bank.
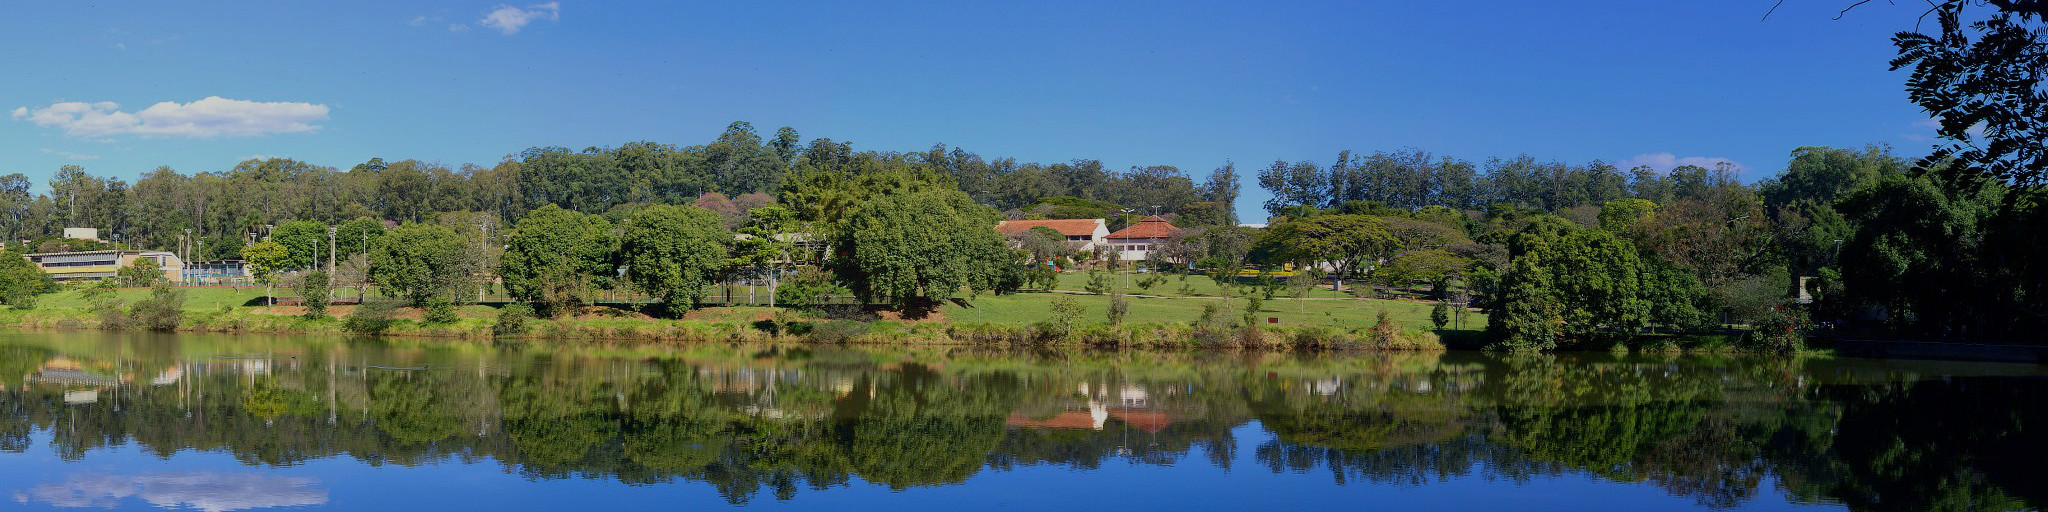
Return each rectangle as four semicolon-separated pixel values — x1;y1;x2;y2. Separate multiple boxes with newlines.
0;284;1484;350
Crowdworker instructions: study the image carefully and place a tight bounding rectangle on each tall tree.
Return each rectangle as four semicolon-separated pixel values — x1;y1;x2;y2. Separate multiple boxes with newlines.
618;204;729;314
370;223;472;306
835;185;1009;312
500;205;617;316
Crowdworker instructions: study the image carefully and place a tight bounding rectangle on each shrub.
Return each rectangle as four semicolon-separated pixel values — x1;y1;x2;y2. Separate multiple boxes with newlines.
423;296;459;324
345;299;402;335
299;270;332;319
1106;290;1129;326
1083;270;1110;294
807;320;866;343
1192;302;1233;346
1431;302;1451;330
1134;272;1165;290
86;280;124;329
775;266;847;309
494;302;534;337
128;281;186;332
1746;303;1809;354
1368;310;1400;347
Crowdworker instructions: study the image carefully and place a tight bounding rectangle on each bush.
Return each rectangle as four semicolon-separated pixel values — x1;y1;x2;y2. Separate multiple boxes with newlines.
299;270;332;319
1031;295;1086;341
806;320;867;343
128;281;186;332
775;266;847;309
1083;270;1110;294
1368;310;1400;347
1746;303;1808;354
86;280;125;329
494;302;535;336
1431;302;1451;330
1192;302;1233;346
345;299;402;335
1106;290;1129;326
423;296;459;324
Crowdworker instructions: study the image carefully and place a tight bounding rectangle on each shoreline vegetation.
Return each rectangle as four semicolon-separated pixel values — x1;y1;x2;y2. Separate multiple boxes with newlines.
0;284;1466;350
0;282;1774;355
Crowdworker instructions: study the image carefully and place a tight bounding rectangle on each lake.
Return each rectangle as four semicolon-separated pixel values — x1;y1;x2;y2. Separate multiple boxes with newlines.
1;331;2042;512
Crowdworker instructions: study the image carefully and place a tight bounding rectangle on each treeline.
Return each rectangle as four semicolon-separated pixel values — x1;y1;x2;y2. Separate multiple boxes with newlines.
0;121;1243;260
1258;150;1741;214
1236;144;2048;347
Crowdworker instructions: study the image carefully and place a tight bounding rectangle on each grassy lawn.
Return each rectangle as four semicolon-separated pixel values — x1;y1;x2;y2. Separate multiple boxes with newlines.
34;285;269;311
946;290;1487;336
1045;270;1362;299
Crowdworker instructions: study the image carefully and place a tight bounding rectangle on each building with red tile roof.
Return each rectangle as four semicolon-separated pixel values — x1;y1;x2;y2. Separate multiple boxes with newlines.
995;218;1110;253
1103;216;1179;262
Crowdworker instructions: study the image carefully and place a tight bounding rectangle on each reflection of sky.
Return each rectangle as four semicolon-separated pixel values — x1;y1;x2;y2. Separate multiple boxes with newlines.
13;472;327;512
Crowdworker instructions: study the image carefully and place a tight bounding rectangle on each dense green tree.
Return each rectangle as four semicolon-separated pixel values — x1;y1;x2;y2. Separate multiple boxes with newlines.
836;185;1009;311
1546;230;1650;341
268;220;330;270
334;218;386;261
500;205;617;316
299;270;331;318
0;249;52;308
618;204;729;314
370;223;472;306
1485;243;1561;351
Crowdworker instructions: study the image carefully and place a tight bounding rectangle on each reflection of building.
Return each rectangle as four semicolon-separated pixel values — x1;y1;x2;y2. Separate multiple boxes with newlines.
25;250;184;282
1008;382;1176;433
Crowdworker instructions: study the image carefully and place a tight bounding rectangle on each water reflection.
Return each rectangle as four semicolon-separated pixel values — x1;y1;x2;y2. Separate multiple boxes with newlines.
0;333;2044;511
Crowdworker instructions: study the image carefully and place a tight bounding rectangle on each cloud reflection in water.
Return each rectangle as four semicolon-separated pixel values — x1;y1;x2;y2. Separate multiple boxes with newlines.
13;472;328;512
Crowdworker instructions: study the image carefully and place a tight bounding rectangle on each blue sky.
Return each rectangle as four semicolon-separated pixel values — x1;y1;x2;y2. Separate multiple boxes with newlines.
3;1;1947;221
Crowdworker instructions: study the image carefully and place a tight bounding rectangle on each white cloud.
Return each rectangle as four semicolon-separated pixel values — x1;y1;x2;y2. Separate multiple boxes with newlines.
409;15;432;26
478;2;559;35
13;472;327;512
1616;152;1745;173
39;148;100;161
11;97;329;138
449;23;471;33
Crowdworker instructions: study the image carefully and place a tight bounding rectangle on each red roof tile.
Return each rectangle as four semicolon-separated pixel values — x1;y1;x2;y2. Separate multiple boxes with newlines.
1105;216;1178;240
1006;411;1102;430
1110;410;1173;433
997;219;1105;237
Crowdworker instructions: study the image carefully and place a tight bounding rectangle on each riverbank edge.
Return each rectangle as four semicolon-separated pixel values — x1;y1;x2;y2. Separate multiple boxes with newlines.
0;307;1831;358
0;308;1459;351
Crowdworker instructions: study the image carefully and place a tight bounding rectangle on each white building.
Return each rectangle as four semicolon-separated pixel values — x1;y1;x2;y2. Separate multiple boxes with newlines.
996;218;1110;253
1103;216;1180;263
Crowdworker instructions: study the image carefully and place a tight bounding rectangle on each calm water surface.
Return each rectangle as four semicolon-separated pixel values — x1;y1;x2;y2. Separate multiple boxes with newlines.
1;331;2043;511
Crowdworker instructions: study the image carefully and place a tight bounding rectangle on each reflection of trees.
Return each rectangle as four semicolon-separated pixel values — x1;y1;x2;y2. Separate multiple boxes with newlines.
838;366;1018;489
0;339;2043;511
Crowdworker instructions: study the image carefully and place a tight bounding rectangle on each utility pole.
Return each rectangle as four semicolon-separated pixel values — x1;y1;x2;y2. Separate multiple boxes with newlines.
328;226;338;274
478;220;489;303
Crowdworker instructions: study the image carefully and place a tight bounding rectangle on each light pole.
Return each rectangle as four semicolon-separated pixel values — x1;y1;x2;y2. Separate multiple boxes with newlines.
328;226;338;274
